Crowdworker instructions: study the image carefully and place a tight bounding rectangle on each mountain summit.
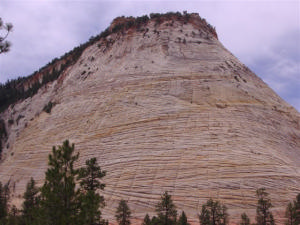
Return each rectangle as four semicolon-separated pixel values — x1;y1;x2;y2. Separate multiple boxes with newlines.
0;12;299;224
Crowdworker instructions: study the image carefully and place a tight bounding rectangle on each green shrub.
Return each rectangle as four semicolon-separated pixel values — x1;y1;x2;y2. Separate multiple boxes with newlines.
8;119;13;125
43;101;54;114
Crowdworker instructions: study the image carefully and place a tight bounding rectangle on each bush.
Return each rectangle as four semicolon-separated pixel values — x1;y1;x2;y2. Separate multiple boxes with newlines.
43;101;54;114
8;119;13;125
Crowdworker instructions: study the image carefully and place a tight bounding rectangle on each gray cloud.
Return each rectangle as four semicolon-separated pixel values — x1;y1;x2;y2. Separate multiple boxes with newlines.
247;29;300;110
0;0;299;111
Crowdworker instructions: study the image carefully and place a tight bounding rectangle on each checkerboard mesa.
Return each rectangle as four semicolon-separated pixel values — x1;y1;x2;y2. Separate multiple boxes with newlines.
0;12;299;224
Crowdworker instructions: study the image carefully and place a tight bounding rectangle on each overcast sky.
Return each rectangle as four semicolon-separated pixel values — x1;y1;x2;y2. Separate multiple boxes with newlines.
0;0;299;111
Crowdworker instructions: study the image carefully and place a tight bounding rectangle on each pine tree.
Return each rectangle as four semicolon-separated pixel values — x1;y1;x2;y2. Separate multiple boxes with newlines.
0;17;13;54
219;205;228;225
198;198;228;225
270;214;275;225
199;204;210;225
150;216;160;225
40;140;79;225
115;199;131;225
285;202;295;225
178;211;190;225
155;191;177;225
6;205;21;225
240;212;250;225
142;214;151;225
77;157;107;225
285;193;300;225
21;177;40;225
295;194;300;225
0;181;10;222
256;188;275;225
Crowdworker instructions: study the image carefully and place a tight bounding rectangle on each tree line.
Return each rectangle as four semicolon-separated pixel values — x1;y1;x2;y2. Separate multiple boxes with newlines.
119;189;300;225
0;140;299;225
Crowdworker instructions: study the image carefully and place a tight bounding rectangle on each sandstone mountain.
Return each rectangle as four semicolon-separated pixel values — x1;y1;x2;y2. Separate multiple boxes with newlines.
0;12;299;224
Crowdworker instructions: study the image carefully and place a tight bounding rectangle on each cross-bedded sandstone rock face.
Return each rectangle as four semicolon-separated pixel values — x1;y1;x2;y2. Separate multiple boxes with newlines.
0;13;299;224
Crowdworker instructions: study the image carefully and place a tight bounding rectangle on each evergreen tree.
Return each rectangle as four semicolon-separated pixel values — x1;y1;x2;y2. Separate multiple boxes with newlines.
219;205;228;225
142;214;151;225
285;202;296;225
21;177;40;225
150;216;160;225
0;17;13;54
6;205;21;225
115;199;131;225
240;213;250;225
198;198;228;225
0;181;10;222
256;188;275;225
155;191;177;225
77;157;107;225
296;194;300;225
199;204;210;225
178;211;190;225
285;193;300;225
40;140;79;225
270;214;275;225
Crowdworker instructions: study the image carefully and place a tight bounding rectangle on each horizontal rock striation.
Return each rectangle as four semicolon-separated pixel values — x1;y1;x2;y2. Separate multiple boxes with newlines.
0;13;299;224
